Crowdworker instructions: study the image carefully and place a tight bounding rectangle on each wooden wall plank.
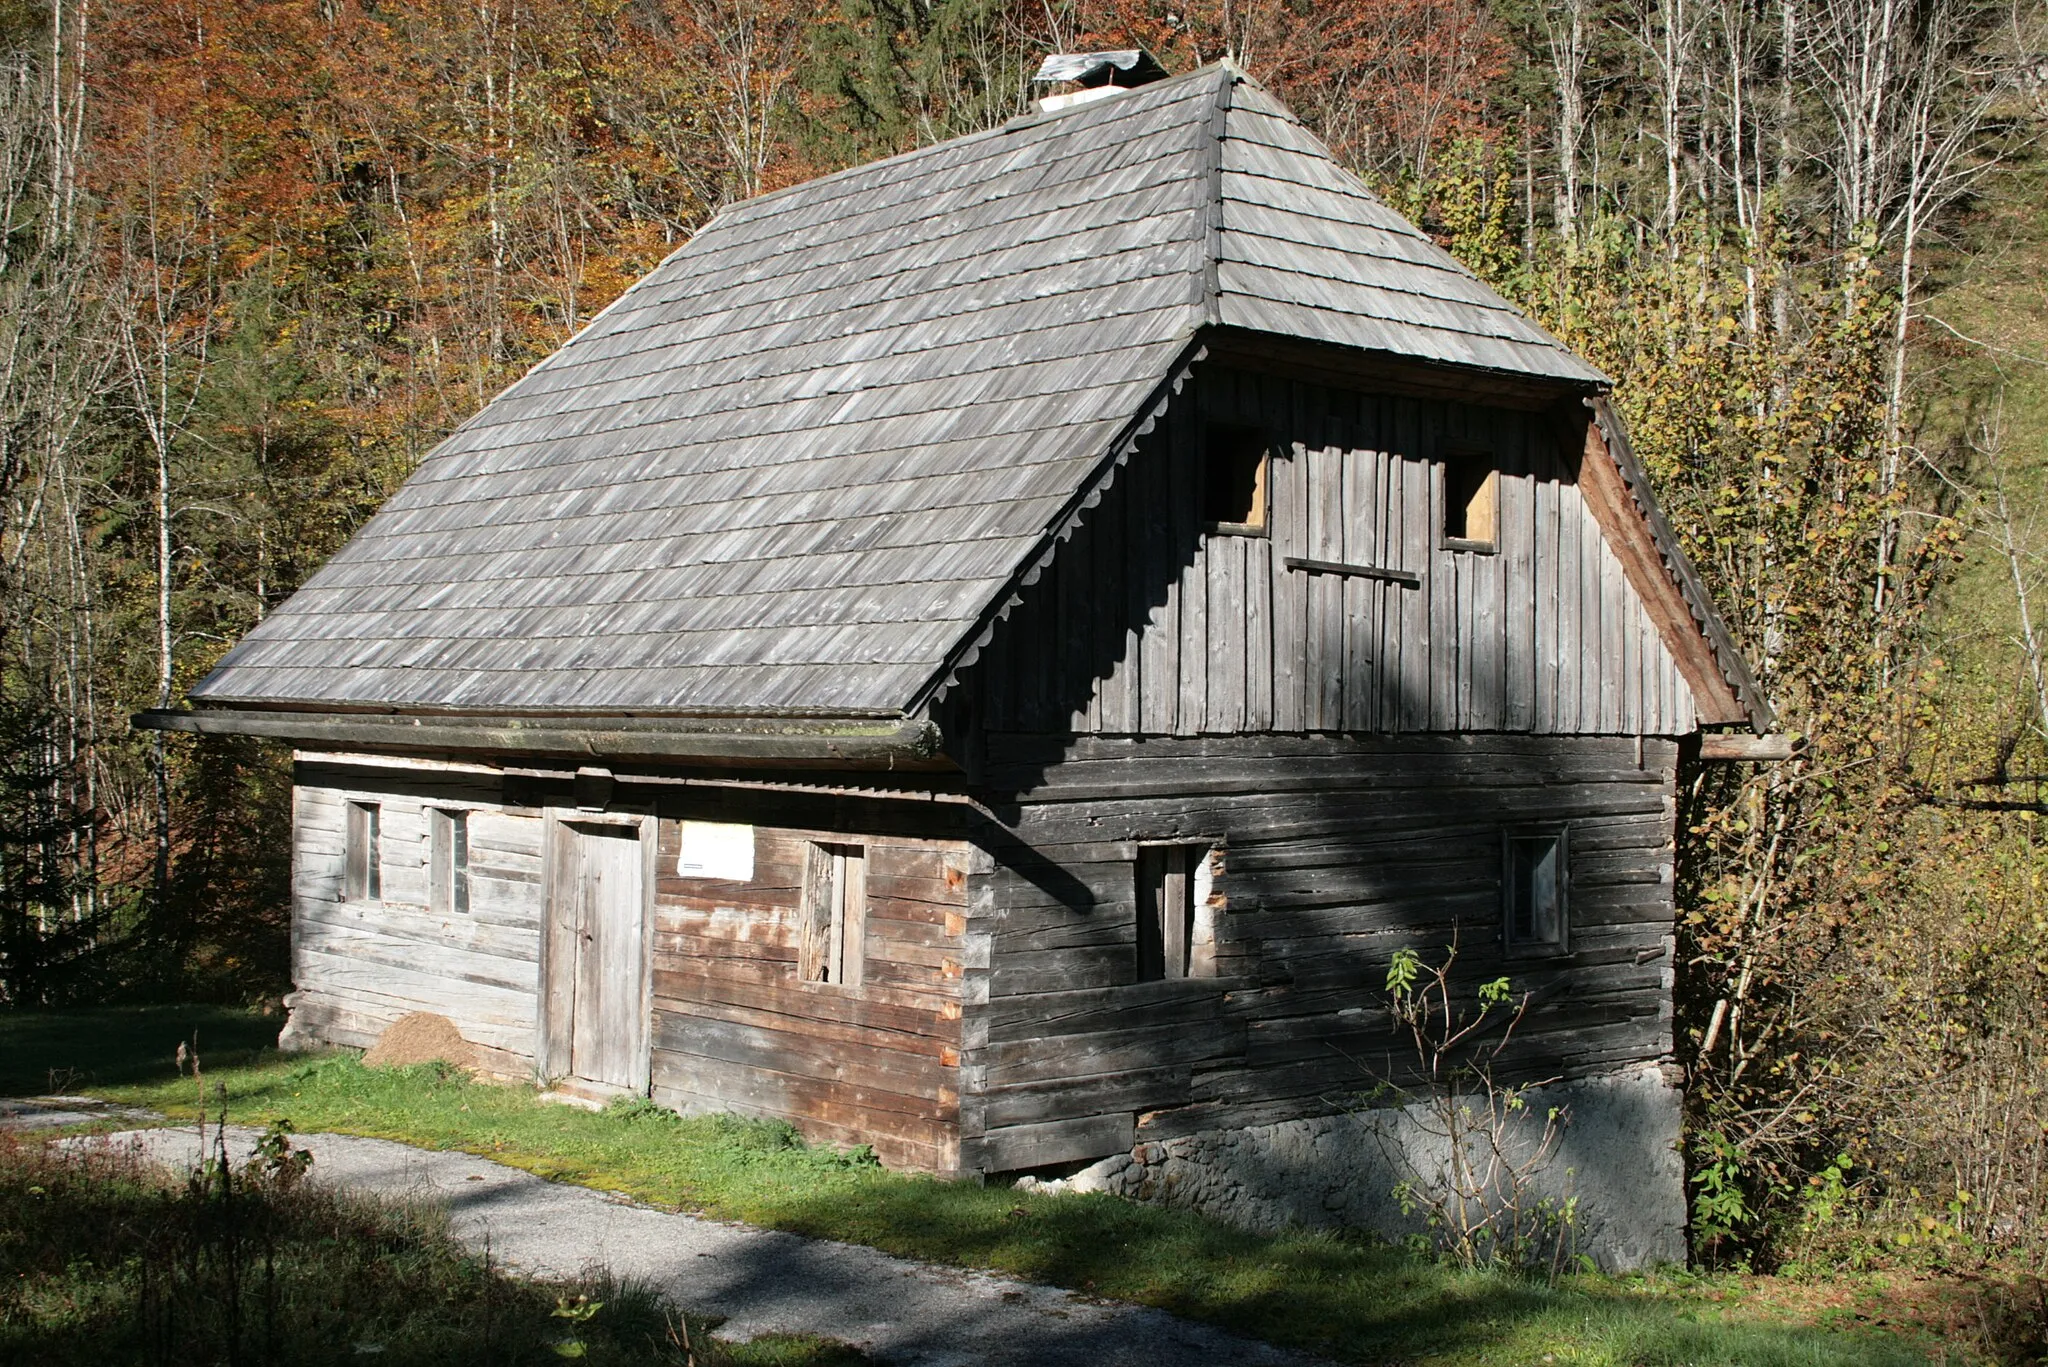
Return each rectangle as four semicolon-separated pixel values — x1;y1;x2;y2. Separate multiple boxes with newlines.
963;732;1682;1175
1534;476;1560;733
653;816;970;1172
961;364;1711;742
1245;534;1274;731
1272;439;1305;731
1175;412;1208;738
1502;441;1534;732
289;775;546;1072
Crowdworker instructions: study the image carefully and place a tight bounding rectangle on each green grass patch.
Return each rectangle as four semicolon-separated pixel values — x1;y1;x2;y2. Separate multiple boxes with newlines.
0;1002;283;1095
0;1128;864;1366
38;1005;1962;1367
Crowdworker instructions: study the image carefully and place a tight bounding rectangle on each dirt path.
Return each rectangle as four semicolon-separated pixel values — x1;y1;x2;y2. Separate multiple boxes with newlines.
98;1126;1328;1367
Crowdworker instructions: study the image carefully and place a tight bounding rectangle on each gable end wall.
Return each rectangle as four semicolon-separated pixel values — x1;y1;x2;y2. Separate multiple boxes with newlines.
955;365;1697;741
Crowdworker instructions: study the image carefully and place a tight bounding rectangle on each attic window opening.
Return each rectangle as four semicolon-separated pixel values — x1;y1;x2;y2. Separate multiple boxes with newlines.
1442;450;1499;552
1135;843;1218;982
345;801;381;901
800;841;866;989
1203;425;1269;534
1504;829;1569;955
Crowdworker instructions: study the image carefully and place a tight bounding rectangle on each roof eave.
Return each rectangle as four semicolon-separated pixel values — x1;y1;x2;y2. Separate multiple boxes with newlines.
1583;397;1774;732
133;706;946;768
1203;326;1604;411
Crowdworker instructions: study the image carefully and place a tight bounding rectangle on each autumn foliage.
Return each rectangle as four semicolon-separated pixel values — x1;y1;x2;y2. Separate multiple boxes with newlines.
3;0;2046;1275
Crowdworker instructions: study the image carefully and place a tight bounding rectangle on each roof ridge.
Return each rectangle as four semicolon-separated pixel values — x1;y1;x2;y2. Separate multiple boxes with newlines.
722;66;1226;222
1195;64;1237;325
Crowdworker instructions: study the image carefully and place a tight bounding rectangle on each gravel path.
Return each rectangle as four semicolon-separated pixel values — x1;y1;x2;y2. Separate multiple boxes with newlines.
96;1126;1327;1367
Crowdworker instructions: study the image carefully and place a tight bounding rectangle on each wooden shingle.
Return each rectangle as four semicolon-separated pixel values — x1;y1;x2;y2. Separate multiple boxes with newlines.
190;65;1635;721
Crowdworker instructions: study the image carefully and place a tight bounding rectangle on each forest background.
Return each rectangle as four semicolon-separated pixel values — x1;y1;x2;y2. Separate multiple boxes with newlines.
3;0;2046;1269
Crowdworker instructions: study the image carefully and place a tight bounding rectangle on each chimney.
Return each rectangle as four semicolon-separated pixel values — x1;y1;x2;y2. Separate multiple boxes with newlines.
1031;50;1169;113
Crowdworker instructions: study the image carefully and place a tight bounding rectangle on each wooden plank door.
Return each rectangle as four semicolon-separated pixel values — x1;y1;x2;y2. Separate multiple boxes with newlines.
552;821;648;1092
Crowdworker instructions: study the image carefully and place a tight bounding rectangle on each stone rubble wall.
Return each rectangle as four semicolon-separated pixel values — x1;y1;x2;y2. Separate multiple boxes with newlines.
1016;1063;1686;1270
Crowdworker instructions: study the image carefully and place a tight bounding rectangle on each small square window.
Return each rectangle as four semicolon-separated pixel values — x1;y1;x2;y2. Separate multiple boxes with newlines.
1203;424;1269;533
1442;451;1499;551
345;802;381;901
800;842;866;988
1136;843;1217;981
430;809;470;915
1504;830;1568;954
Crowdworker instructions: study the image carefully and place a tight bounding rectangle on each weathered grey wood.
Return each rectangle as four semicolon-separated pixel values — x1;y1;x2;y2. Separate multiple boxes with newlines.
1311;444;1344;730
1397;449;1430;731
1351;438;1384;731
565;822;647;1091
1271;441;1304;731
1565;487;1591;730
1699;732;1794;762
1283;555;1421;588
956;731;1683;1177
799;842;834;984
1141;442;1179;732
1244;533;1274;730
1534;476;1560;733
976;1112;1137;1173
1207;532;1247;733
1601;528;1625;733
1503;446;1534;731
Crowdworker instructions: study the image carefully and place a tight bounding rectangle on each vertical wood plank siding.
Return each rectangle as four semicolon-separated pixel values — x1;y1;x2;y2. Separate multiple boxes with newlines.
650;814;975;1174
289;762;545;1075
965;366;1695;739
959;734;1680;1174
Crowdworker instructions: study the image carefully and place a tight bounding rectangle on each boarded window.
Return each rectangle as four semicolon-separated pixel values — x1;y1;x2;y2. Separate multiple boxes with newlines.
345;802;381;901
1202;425;1268;533
799;842;866;988
1442;451;1499;550
1504;830;1569;953
430;809;470;915
1136;844;1217;981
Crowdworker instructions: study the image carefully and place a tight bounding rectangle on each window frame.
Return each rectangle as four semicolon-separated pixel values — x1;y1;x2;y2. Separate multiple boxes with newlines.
1502;826;1570;957
344;801;381;902
1134;842;1219;982
1201;424;1272;538
799;841;867;990
430;807;471;916
1440;447;1500;554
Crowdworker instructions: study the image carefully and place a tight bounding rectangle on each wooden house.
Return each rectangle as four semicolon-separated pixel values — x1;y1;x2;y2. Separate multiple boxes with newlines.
142;57;1769;1266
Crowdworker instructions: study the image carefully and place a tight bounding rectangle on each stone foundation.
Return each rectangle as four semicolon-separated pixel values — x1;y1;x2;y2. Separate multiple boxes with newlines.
1018;1063;1685;1270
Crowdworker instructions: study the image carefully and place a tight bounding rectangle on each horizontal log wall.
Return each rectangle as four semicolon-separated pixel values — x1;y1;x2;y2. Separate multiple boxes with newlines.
650;808;978;1175
964;365;1694;739
289;760;542;1075
960;733;1680;1175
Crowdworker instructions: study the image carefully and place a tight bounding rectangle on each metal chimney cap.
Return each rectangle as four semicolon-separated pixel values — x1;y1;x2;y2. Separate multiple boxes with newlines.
1031;51;1169;88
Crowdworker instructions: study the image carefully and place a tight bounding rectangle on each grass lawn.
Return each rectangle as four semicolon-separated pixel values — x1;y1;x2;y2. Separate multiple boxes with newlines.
0;1127;863;1366
7;1005;1999;1366
0;1002;283;1094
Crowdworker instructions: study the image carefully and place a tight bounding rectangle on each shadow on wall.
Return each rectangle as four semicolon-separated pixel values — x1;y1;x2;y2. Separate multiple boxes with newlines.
929;371;1685;1264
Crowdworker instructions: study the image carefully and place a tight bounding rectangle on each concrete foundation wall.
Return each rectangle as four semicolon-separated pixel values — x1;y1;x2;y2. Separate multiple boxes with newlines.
1025;1063;1685;1270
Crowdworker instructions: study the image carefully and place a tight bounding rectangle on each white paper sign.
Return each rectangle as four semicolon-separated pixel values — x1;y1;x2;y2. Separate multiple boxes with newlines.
676;821;754;881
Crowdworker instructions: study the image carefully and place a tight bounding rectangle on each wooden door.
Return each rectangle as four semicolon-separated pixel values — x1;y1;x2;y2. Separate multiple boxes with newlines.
548;821;648;1092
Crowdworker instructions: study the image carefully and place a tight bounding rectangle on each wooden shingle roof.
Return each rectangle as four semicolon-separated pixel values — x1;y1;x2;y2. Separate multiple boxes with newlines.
188;65;1608;720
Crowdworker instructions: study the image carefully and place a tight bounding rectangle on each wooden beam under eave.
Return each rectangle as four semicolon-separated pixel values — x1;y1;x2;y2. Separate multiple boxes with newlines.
1699;732;1795;762
1564;408;1752;727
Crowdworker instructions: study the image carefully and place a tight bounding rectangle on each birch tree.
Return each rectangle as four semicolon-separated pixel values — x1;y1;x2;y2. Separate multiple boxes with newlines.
1798;0;2018;625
